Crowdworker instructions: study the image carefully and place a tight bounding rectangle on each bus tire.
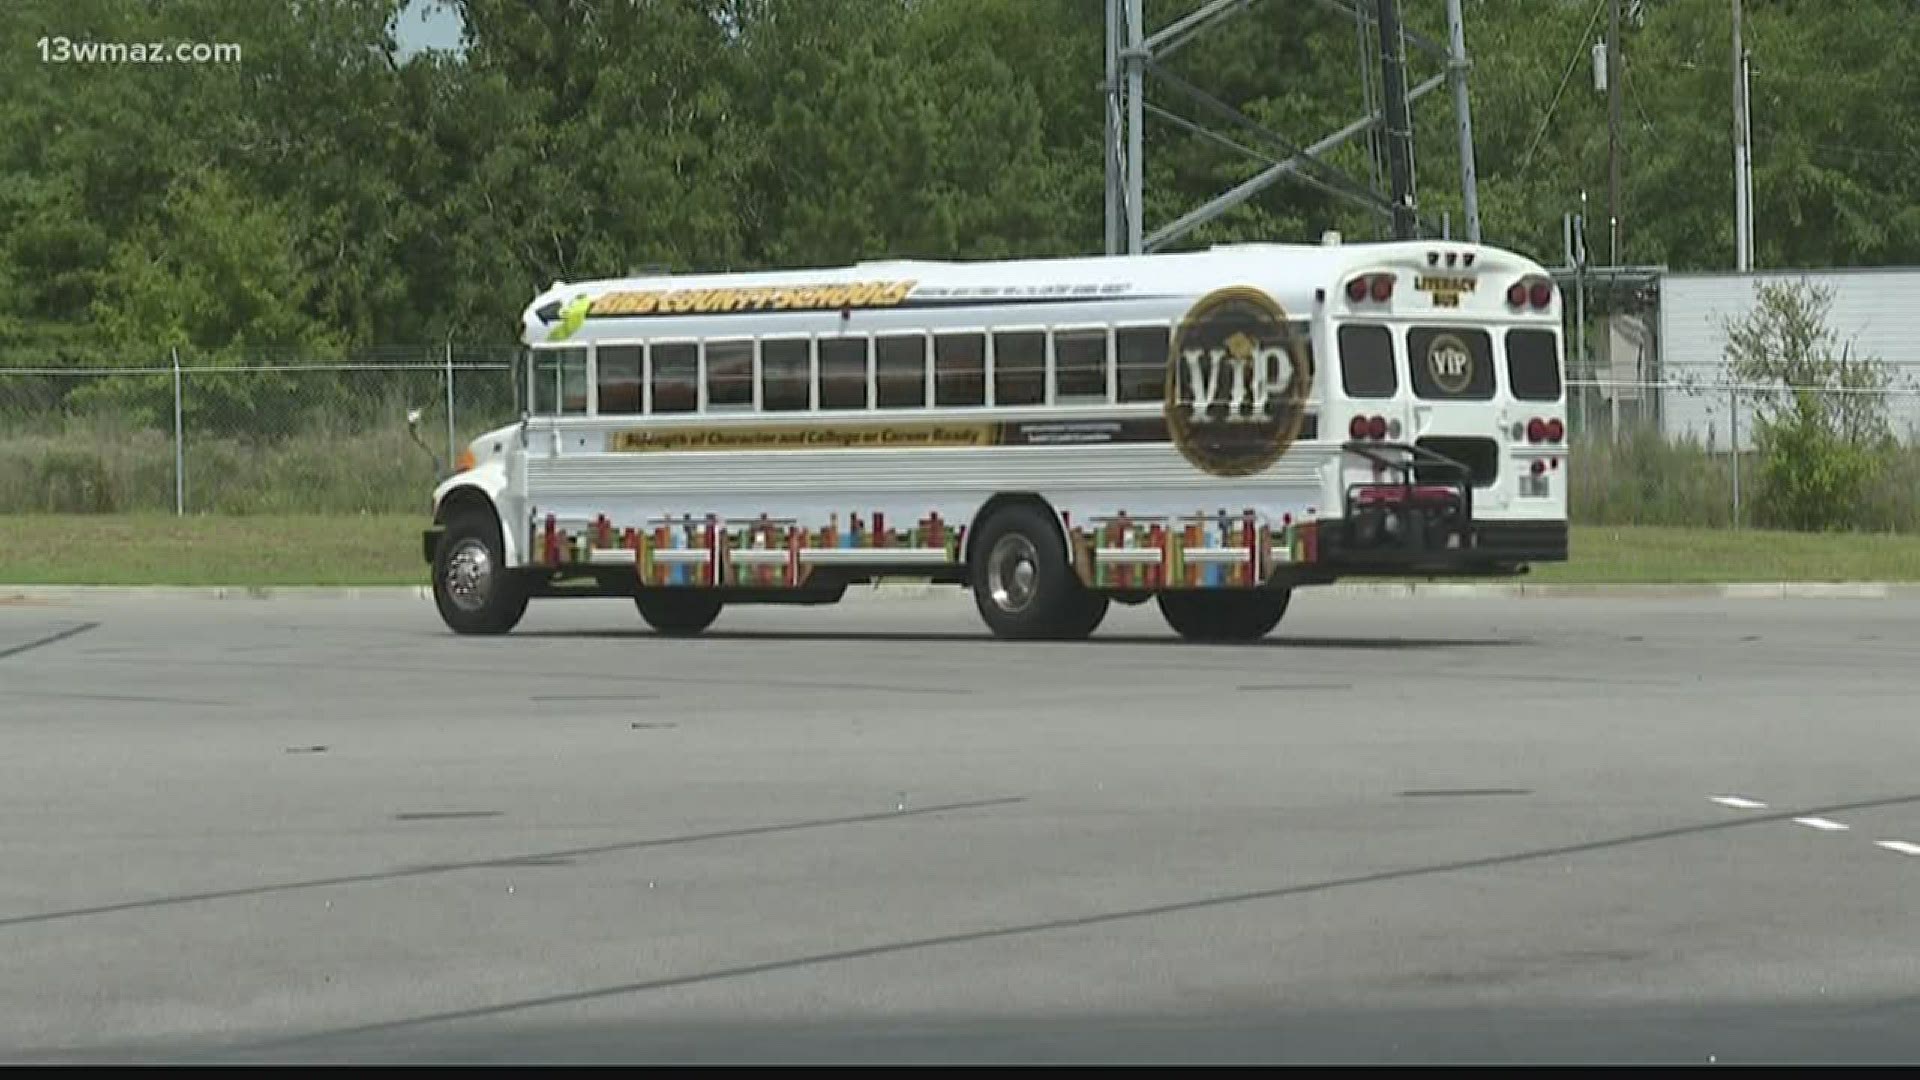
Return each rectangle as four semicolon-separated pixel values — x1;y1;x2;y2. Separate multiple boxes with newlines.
635;590;723;636
1157;589;1291;642
432;508;529;635
969;504;1101;640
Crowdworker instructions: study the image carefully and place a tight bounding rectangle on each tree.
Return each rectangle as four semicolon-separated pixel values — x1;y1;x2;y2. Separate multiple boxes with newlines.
1722;278;1892;531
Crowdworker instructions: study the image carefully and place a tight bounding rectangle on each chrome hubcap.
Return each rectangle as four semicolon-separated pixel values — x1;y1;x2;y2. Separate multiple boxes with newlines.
443;538;493;612
987;534;1040;613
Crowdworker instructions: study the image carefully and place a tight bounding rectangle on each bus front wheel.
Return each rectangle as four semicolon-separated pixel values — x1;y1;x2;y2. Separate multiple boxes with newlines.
1157;589;1291;642
969;504;1105;640
635;591;723;636
432;509;530;635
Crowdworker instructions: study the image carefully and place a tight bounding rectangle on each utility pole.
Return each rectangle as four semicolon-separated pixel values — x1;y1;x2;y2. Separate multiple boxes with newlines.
1376;0;1418;239
1606;0;1623;266
1444;0;1481;242
1732;0;1750;270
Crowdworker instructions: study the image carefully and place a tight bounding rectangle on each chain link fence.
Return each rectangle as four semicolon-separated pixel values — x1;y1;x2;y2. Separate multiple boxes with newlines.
1568;372;1920;532
7;349;1920;531
1;348;520;514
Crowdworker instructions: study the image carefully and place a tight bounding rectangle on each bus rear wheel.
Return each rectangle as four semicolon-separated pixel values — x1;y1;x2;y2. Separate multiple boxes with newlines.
969;504;1105;640
635;591;722;636
432;509;530;635
1157;589;1291;642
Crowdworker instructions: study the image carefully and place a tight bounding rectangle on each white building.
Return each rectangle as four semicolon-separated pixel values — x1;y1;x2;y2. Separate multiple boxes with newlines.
1658;268;1920;450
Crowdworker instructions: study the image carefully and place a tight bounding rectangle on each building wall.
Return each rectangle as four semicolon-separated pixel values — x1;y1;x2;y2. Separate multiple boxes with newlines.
1658;268;1920;450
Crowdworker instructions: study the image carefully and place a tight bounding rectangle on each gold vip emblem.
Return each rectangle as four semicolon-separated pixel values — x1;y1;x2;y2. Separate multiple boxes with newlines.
1425;333;1474;395
1166;287;1313;477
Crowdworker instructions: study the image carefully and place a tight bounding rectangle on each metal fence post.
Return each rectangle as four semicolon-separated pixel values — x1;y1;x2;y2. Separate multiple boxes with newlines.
172;346;185;516
1729;385;1741;528
444;342;457;469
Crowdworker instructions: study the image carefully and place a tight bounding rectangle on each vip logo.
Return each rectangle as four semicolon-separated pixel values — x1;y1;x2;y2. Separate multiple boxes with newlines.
1179;332;1296;425
1426;334;1474;394
1167;288;1312;477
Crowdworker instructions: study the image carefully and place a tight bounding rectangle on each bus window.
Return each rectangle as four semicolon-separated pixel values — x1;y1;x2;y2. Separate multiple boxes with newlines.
876;334;928;408
993;331;1044;406
597;345;643;414
761;338;810;412
1337;324;1396;398
1505;329;1562;401
533;347;588;415
706;339;754;410
934;333;985;406
1408;326;1494;401
1115;326;1168;403
1053;329;1108;401
650;342;697;414
818;336;869;410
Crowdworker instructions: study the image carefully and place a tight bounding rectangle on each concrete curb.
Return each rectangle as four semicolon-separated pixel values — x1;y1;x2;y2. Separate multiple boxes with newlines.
3;581;1916;603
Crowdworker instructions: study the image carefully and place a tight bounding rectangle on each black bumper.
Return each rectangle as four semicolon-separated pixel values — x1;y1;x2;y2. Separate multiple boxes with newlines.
1313;519;1568;575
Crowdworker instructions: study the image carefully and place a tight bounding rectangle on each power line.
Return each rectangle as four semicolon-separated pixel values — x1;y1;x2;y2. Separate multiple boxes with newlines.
1518;0;1609;177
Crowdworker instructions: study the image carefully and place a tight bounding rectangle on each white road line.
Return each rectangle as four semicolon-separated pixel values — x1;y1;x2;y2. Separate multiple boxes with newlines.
1793;817;1850;831
1710;795;1768;810
1875;840;1920;856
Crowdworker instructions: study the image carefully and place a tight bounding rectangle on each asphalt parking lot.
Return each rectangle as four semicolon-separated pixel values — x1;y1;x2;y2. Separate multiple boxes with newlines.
5;588;1920;1063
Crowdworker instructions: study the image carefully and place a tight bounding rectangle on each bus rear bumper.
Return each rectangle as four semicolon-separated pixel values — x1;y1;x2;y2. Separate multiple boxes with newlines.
1305;519;1568;577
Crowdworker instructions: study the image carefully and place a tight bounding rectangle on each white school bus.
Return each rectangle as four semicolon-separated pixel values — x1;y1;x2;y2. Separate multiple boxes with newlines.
423;237;1569;640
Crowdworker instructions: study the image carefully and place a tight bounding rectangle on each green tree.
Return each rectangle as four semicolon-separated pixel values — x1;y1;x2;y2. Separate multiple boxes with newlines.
1723;278;1892;531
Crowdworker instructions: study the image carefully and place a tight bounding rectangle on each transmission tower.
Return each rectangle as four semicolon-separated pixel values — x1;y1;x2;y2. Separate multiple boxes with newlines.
1103;0;1482;254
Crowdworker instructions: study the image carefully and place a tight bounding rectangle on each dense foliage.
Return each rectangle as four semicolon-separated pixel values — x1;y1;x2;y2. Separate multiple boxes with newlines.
4;0;1917;362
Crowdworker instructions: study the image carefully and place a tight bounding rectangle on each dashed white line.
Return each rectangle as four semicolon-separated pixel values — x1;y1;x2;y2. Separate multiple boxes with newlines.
1874;840;1920;856
1710;795;1768;810
1794;817;1850;831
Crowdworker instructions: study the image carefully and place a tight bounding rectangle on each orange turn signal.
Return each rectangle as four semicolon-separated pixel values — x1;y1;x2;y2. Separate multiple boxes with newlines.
456;447;477;472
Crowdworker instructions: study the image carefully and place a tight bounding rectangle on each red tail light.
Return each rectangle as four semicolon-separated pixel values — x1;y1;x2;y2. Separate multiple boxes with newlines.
1506;283;1527;307
1526;418;1546;443
1528;281;1554;309
1366;415;1388;441
1345;278;1368;302
1530;459;1546;476
1349;415;1369;439
1369;274;1394;301
1545;418;1565;442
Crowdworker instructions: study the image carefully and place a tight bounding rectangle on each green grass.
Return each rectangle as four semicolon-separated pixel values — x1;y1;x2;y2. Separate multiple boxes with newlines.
6;515;1920;587
0;514;427;586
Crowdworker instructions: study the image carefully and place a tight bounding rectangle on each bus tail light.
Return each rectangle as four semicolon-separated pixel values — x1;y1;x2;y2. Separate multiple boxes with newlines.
1346;274;1395;304
1531;459;1546;476
1526;418;1546;443
1545;418;1565;442
1348;415;1391;442
1508;277;1556;310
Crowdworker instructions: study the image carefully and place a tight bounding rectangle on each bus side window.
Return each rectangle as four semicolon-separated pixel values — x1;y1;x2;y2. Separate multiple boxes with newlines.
1337;324;1396;398
1052;329;1109;401
934;333;985;406
597;345;643;414
876;334;928;408
706;339;754;410
818;336;869;410
761;338;810;412
650;343;698;414
993;331;1045;407
1115;326;1169;403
